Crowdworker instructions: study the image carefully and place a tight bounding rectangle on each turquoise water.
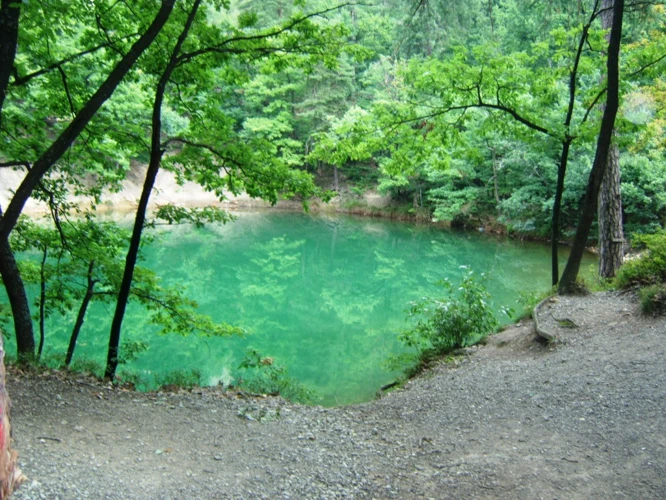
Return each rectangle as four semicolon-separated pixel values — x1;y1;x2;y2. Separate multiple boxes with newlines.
10;211;596;405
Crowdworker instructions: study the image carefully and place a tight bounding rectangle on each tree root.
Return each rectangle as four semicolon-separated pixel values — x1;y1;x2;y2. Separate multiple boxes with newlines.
533;295;559;343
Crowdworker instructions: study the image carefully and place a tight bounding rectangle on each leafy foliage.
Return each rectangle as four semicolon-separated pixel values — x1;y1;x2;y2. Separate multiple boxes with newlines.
396;269;510;373
638;284;666;317
237;348;315;404
615;230;666;288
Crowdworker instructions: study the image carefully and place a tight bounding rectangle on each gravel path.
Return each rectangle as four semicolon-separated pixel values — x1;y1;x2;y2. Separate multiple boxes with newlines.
8;291;666;499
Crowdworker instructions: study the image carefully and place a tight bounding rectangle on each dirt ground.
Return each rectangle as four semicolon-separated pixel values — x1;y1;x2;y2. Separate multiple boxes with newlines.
7;291;666;499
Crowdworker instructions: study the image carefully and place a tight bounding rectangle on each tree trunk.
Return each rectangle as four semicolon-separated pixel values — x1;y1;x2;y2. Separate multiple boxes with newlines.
65;260;95;366
552;139;572;286
491;148;500;212
0;0;21;118
551;12;592;287
598;141;623;278
559;0;624;294
105;0;202;381
597;0;624;279
0;334;24;498
37;247;47;360
333;165;339;192
0;238;34;361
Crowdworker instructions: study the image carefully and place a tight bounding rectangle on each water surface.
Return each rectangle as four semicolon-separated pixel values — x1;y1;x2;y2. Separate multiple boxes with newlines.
20;212;597;405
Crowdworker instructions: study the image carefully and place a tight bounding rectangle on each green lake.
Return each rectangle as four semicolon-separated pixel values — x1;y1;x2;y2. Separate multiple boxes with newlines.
13;211;597;406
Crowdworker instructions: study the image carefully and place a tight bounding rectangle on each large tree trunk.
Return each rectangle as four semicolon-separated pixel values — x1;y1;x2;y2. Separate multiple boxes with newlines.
0;334;25;498
598;141;624;278
597;0;624;279
0;0;21;118
0;238;34;361
105;0;202;381
559;0;624;294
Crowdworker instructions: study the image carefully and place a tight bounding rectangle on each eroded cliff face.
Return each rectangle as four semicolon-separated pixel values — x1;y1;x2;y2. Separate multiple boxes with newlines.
0;163;253;217
0;163;392;218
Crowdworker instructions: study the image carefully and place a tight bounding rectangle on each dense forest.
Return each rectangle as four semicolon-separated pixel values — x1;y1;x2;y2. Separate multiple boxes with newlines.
0;0;664;380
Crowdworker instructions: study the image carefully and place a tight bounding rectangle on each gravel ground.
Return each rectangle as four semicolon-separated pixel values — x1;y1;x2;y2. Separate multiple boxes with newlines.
7;291;666;499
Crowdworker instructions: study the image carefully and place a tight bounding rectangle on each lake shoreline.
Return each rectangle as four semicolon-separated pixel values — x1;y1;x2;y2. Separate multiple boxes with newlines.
8;290;666;499
3;163;568;246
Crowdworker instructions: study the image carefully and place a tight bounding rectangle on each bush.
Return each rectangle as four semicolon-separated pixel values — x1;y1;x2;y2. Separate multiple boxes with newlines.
397;269;509;371
157;369;202;390
639;284;666;316
237;349;315;404
615;230;666;288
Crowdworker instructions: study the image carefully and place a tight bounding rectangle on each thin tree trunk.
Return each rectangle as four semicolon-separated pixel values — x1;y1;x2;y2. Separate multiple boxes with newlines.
559;0;624;294
37;247;47;360
65;260;95;366
333;165;339;192
597;0;624;279
105;0;202;380
0;0;175;364
550;5;594;287
552;139;572;286
491;148;500;212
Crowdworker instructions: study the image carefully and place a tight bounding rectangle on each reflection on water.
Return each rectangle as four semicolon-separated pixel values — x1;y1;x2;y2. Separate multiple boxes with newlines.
19;211;597;406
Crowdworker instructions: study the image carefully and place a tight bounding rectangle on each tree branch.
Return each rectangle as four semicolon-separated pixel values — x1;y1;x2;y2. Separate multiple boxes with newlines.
11;34;139;87
176;2;355;66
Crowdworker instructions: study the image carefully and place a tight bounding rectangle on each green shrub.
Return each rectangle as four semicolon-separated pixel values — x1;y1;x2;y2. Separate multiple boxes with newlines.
157;369;202;390
70;358;103;377
237;349;315;404
615;230;666;288
517;286;557;318
639;284;666;316
397;269;510;371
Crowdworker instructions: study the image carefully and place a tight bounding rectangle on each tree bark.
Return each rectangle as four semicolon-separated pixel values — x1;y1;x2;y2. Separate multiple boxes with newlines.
0;0;175;361
598;141;623;278
333;165;340;192
597;0;624;279
559;0;624;294
0;0;21;119
105;0;202;380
